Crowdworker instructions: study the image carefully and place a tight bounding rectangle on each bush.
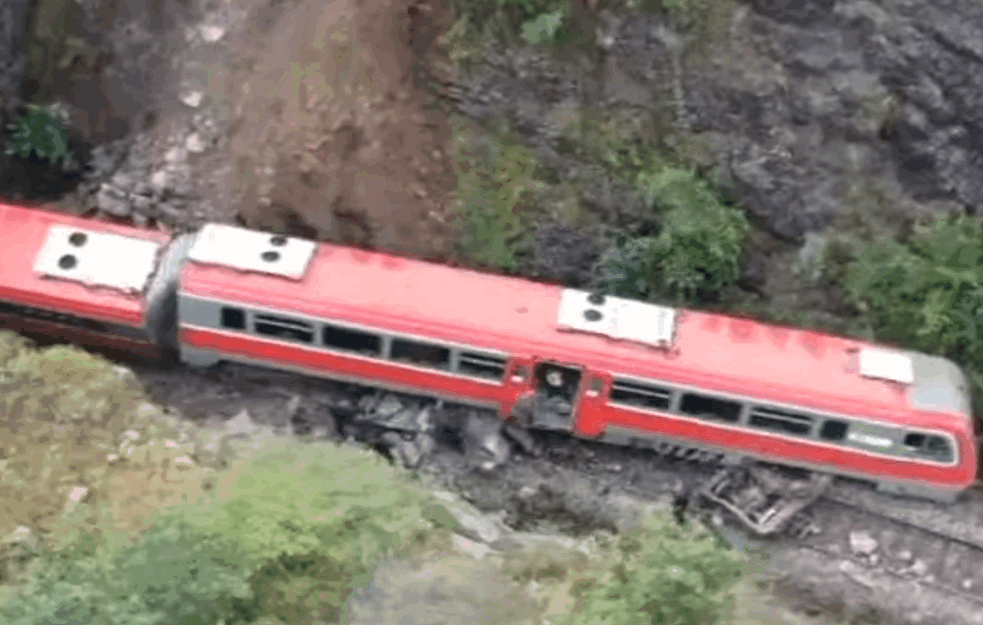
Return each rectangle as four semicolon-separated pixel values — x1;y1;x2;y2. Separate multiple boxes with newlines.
832;212;983;396
4;103;75;168
593;167;749;302
450;124;546;271
0;437;444;625
563;514;743;625
451;0;569;43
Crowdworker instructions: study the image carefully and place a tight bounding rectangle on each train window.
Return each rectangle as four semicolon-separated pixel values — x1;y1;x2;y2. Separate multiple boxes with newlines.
610;379;672;410
748;406;813;436
679;393;742;423
390;338;451;370
457;351;507;380
254;313;314;343
924;436;954;463
903;433;926;448
904;432;955;463
819;419;848;441
220;307;245;330
321;323;381;357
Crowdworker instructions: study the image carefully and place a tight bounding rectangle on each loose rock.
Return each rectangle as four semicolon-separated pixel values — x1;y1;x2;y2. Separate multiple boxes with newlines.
431;491;503;544
849;530;879;556
96;183;130;216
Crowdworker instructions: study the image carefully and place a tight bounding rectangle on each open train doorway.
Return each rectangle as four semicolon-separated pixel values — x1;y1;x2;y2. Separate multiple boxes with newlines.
529;362;583;430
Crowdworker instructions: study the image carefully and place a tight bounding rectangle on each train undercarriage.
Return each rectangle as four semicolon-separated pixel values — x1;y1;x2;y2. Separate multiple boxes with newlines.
339;386;836;537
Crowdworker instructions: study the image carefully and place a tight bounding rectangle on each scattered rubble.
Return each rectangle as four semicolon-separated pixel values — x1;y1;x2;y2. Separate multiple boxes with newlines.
849;530;879;557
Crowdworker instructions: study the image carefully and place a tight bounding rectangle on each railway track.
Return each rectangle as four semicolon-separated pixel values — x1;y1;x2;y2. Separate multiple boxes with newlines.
797;494;983;607
128;359;983;615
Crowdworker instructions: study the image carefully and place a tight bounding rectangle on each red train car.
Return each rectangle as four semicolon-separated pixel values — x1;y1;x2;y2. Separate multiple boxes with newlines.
176;223;978;502
0;202;194;358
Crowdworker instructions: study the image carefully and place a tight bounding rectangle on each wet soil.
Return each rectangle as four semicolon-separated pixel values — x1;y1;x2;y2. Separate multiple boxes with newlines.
174;0;458;255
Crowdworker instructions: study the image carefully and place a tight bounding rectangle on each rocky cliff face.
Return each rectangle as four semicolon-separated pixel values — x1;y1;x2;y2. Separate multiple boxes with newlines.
0;0;27;101
457;0;983;297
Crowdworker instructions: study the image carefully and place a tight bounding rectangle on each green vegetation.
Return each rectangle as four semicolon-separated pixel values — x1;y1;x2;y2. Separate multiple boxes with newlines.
562;515;743;625
450;0;570;44
0;332;149;539
4;103;75;168
824;211;983;400
593;166;750;301
450;121;546;271
0;434;445;624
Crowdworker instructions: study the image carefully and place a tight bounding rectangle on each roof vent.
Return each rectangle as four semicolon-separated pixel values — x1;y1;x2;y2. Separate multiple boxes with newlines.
33;226;162;294
557;289;677;349
858;347;914;385
187;224;317;280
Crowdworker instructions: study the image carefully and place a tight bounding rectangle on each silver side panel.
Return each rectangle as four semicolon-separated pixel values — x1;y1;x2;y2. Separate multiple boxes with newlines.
910;352;972;417
145;232;200;349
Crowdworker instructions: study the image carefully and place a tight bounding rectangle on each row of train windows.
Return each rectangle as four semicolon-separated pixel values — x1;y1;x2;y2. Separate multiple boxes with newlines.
609;379;955;464
215;306;955;464
219;306;507;381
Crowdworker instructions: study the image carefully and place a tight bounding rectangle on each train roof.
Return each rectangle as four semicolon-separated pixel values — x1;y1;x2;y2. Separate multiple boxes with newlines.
179;224;958;424
0;203;171;327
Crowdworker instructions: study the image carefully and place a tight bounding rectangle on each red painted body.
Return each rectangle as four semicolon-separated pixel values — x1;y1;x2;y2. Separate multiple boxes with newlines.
0;203;171;355
179;241;978;492
0;200;973;495
0;203;169;328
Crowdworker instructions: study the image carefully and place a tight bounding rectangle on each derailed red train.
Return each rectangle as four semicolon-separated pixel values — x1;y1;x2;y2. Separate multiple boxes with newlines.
0;201;977;501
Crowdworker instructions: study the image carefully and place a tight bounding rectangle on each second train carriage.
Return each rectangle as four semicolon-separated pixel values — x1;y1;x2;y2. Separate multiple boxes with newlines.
175;223;978;502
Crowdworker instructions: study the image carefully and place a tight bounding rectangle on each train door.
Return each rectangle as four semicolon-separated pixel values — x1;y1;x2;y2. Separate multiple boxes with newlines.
517;361;583;431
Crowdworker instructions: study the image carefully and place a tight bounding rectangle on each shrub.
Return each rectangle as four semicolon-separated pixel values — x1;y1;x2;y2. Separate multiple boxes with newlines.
4;103;75;168
451;0;569;42
593;167;749;302
833;212;983;396
562;513;743;625
0;437;444;625
450;124;545;271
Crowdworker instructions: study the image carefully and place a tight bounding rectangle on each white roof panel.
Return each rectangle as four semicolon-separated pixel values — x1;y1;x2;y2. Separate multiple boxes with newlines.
858;347;915;385
187;224;317;280
34;226;162;294
557;289;676;349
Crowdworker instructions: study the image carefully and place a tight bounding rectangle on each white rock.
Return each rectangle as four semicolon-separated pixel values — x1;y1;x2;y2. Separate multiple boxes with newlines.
185;133;206;154
150;170;169;191
200;24;225;42
68;487;89;503
430;492;502;543
452;534;493;560
225;410;258;434
910;559;929;576
849;530;878;556
164;147;185;163
2;526;37;550
174;456;194;466
179;91;204;108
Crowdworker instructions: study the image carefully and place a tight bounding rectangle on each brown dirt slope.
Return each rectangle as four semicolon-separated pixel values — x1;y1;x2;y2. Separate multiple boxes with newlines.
221;0;455;257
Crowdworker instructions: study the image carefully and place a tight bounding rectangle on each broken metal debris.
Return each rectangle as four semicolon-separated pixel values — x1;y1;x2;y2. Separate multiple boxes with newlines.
697;462;832;536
